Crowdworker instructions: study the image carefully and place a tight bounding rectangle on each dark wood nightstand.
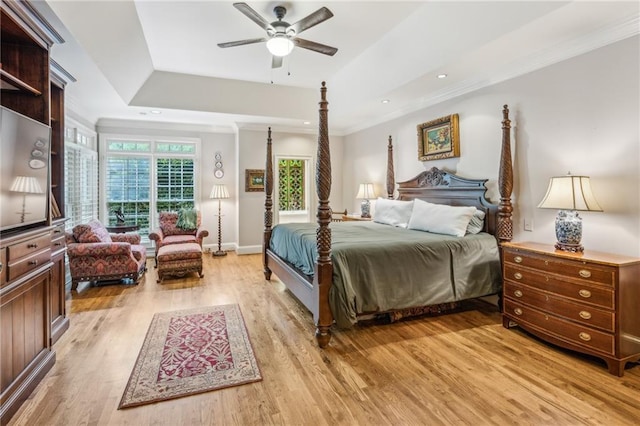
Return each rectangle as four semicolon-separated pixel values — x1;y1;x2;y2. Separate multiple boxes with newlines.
501;241;640;376
342;215;371;222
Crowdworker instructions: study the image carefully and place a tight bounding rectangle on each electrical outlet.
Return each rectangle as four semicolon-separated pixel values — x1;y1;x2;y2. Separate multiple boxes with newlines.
524;217;533;232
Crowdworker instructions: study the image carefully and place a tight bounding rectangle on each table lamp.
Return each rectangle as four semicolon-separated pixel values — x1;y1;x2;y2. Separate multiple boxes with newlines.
356;183;376;218
10;176;44;223
537;173;602;252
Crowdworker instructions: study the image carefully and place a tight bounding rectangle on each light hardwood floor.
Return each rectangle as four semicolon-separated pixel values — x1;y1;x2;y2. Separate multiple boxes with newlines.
8;252;640;425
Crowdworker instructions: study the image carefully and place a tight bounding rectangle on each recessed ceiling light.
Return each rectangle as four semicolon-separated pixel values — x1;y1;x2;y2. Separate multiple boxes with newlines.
381;99;390;104
437;74;447;79
150;110;162;114
303;121;311;125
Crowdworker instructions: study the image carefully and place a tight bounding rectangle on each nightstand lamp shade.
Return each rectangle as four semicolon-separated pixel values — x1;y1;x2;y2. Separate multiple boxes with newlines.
537;174;602;252
210;184;230;257
356;183;376;218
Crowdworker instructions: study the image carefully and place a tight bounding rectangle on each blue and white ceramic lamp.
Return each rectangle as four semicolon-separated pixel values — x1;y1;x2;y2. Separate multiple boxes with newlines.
356;183;376;218
537;173;602;252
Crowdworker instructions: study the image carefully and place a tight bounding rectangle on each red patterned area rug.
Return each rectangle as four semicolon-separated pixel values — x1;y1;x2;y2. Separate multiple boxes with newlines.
119;304;261;409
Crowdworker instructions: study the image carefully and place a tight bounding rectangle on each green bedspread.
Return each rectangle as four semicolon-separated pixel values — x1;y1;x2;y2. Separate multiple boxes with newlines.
269;221;502;328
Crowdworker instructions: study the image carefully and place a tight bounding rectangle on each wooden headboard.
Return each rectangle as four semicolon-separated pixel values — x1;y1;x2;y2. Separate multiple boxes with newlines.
397;167;499;236
383;105;513;243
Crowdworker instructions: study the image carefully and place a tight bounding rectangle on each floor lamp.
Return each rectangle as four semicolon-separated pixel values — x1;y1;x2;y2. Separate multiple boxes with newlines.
210;184;230;257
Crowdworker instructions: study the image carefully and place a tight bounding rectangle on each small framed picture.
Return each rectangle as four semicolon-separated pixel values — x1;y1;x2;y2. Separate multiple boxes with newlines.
245;169;265;192
417;113;460;161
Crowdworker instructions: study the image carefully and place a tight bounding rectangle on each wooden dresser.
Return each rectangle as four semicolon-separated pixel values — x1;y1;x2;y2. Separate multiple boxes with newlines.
502;242;640;376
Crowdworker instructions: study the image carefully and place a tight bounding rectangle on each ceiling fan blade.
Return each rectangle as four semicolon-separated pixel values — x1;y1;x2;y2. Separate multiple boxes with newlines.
272;55;283;69
217;37;267;48
293;38;338;56
233;2;272;31
290;7;334;35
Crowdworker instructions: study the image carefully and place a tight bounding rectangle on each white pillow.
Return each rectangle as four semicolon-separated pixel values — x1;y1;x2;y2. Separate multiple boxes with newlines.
408;199;476;237
466;208;486;234
373;198;414;228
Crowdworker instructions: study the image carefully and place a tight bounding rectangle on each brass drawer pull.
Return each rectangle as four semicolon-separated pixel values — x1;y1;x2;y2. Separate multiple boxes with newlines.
578;289;592;298
28;260;38;266
514;256;523;263
579;269;591;278
54;229;62;234
514;290;523;298
579;311;592;320
514;308;523;316
27;243;38;249
514;272;523;280
579;332;591;341
54;242;62;247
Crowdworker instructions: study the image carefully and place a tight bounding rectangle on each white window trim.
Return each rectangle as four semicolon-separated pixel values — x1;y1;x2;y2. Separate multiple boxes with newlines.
274;154;313;224
99;133;202;228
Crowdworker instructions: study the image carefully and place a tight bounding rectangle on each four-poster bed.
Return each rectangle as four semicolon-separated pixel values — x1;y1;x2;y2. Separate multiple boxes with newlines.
263;82;514;348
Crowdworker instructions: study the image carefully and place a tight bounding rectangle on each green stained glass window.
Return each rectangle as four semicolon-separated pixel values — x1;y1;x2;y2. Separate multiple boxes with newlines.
278;159;305;211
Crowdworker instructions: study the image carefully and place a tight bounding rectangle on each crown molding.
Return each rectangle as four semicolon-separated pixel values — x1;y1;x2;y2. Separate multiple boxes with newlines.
96;118;236;134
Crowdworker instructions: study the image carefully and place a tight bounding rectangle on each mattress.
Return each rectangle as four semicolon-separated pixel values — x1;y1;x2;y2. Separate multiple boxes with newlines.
269;221;501;327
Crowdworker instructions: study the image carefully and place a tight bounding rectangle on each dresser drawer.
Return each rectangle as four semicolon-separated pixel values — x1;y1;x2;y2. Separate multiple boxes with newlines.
504;299;615;356
504;250;615;286
7;248;51;281
51;235;65;255
51;226;65;256
0;247;6;287
504;264;614;309
504;281;614;332
7;234;52;262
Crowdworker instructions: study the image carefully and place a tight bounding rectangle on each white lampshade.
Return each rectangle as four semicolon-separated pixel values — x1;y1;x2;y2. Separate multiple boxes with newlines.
356;183;376;200
266;35;294;57
210;184;230;200
537;175;602;212
10;176;43;194
537;174;602;253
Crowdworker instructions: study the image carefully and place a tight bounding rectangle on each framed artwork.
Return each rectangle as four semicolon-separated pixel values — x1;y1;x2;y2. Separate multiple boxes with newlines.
245;169;265;192
417;113;460;161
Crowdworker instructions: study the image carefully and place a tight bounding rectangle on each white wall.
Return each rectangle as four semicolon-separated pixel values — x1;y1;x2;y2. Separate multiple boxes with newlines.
236;128;344;253
200;131;237;253
342;36;640;257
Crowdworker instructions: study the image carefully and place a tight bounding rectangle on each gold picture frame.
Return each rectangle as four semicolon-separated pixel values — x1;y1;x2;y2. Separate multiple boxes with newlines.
245;169;265;192
417;113;460;161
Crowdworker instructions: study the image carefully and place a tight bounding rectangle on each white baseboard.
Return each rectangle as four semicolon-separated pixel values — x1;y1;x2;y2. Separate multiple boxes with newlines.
203;243;236;254
236;245;262;255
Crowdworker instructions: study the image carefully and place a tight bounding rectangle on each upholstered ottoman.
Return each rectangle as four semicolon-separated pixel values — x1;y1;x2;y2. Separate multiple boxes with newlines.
156;242;203;283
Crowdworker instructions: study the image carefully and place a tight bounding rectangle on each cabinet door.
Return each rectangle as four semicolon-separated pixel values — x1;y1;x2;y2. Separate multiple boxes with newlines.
1;268;51;393
49;252;68;345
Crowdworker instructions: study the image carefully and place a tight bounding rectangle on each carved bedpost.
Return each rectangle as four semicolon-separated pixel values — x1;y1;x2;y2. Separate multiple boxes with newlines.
386;135;395;199
497;105;513;243
263;127;274;280
314;82;334;348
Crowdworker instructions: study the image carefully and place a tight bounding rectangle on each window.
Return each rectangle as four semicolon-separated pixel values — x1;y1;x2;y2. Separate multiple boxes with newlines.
102;136;199;241
278;159;306;211
105;155;151;232
156;158;195;212
64;122;98;230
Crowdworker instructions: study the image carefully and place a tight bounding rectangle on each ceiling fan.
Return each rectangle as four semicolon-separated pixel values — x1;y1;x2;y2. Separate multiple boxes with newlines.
217;2;338;69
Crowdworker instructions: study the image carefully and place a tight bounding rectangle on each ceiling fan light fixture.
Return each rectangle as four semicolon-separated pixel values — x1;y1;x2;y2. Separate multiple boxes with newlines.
267;35;294;57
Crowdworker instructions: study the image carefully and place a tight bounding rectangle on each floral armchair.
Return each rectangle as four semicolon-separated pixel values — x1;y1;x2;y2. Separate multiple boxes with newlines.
66;219;147;291
148;210;209;267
